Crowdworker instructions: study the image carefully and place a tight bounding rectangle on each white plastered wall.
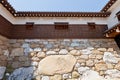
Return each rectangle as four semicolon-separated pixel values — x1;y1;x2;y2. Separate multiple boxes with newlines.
107;0;120;29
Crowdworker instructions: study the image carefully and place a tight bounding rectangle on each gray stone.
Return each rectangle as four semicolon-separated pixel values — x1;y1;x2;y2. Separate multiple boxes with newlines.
22;43;30;48
81;70;104;80
78;67;90;74
3;50;9;57
0;67;6;79
71;42;80;47
81;49;92;55
41;76;50;80
25;39;40;43
11;48;24;57
38;55;76;75
34;48;42;52
105;69;120;78
59;49;68;55
103;52;119;64
46;44;53;49
24;47;33;55
8;67;34;80
63;73;71;79
46;51;57;55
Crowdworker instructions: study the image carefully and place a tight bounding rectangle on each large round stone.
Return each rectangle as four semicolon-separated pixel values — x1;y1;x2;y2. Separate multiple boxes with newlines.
38;55;76;75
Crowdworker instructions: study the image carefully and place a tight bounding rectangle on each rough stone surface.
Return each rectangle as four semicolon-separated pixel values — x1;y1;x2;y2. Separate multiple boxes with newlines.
105;69;120;78
72;71;80;78
41;76;50;80
103;52;119;64
46;51;57;55
70;50;81;56
78;67;90;74
11;48;24;57
8;67;34;80
81;70;103;80
95;62;107;71
37;52;46;58
50;75;62;80
86;60;94;67
38;55;76;75
0;67;6;79
59;49;68;55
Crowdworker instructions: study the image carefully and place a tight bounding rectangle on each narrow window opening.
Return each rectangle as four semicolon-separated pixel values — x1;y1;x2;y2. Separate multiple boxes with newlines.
88;22;96;29
54;22;69;30
26;22;34;30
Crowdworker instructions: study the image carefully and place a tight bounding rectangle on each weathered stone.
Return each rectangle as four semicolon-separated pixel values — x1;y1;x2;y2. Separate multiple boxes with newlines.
92;50;103;54
30;44;39;48
41;76;50;80
25;39;40;43
9;40;16;44
19;56;28;61
97;48;107;52
107;63;114;69
29;52;36;57
12;43;21;48
103;52;119;64
72;71;80;78
38;55;76;75
12;61;20;68
22;43;30;48
70;50;81;56
24;47;33;55
23;61;31;67
0;49;3;55
37;52;46;58
81;49;92;55
50;75;62;80
31;57;40;61
81;70;104;80
46;51;57;55
63;73;71;79
0;55;7;61
3;50;9;57
34;48;42;52
78;67;90;74
114;62;120;70
46;44;53;49
107;48;114;52
71;42;80;47
31;61;38;66
0;67;6;79
79;55;89;60
86;60;94;67
8;67;34;80
96;55;103;59
95;62;107;71
0;61;7;66
75;63;81;68
89;54;96;59
11;48;24;57
59;49;68;55
105;69;120;78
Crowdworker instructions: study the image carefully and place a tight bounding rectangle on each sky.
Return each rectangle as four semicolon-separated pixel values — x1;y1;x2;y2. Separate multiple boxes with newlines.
8;0;109;12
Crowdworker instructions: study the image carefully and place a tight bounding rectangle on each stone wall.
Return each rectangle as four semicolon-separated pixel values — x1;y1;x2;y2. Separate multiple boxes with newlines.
0;35;10;79
0;38;120;80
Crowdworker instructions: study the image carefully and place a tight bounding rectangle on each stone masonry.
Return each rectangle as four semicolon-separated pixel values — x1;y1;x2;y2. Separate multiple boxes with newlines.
0;35;120;80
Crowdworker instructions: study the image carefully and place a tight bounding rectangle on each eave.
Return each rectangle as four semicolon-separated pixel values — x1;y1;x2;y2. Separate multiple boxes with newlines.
105;22;120;37
101;0;117;12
